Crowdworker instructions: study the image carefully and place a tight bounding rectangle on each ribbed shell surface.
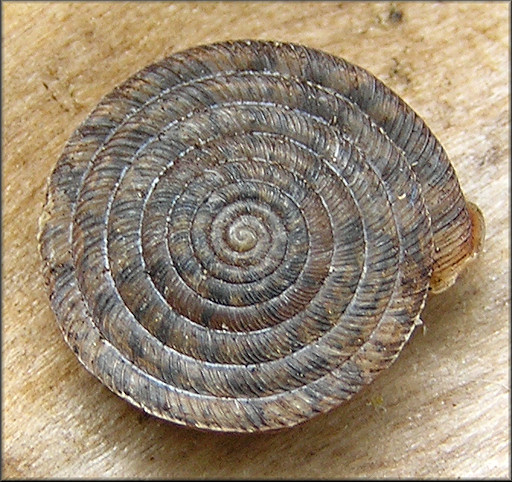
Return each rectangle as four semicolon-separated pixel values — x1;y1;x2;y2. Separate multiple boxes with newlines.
39;40;480;432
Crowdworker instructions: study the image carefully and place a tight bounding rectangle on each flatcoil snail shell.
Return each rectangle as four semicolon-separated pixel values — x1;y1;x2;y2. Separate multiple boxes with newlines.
38;40;485;432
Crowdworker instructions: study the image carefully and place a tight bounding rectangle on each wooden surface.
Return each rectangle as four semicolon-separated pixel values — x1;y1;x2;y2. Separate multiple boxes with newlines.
2;2;510;479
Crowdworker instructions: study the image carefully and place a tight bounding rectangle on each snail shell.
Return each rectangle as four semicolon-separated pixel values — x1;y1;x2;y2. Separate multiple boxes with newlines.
38;40;484;432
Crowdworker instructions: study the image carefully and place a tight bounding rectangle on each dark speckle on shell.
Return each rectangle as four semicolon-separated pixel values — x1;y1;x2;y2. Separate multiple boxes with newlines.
38;40;484;432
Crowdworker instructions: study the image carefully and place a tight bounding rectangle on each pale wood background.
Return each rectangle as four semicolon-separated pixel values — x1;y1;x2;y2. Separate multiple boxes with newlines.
2;2;510;479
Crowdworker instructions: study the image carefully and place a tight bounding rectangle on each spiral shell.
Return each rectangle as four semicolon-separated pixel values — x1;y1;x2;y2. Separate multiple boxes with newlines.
38;40;484;432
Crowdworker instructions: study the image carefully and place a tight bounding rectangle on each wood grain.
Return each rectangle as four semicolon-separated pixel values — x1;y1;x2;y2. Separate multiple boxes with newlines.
2;2;509;478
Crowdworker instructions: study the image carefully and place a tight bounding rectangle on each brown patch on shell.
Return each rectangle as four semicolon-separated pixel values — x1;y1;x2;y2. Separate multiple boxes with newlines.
38;40;484;432
429;201;485;294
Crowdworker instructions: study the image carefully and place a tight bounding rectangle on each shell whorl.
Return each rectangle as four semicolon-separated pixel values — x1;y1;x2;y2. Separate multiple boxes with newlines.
39;40;482;432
